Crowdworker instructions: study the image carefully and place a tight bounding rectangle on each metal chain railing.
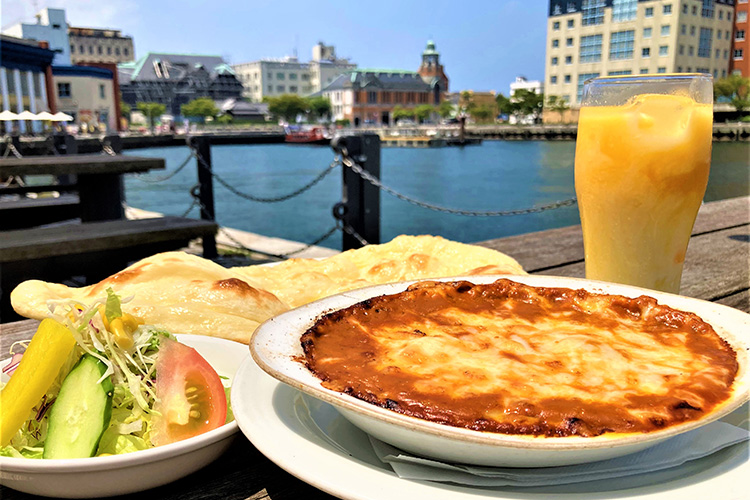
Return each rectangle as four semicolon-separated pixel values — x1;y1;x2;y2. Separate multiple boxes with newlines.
100;137;117;157
3;137;22;159
187;138;340;203
339;147;578;217
135;149;195;184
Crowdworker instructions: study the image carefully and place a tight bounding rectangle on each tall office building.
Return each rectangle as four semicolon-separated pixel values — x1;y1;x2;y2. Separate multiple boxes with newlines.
730;0;748;75
544;0;736;121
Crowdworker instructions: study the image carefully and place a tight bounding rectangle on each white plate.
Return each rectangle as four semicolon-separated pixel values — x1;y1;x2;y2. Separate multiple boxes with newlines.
249;275;750;467
232;355;750;500
0;334;248;498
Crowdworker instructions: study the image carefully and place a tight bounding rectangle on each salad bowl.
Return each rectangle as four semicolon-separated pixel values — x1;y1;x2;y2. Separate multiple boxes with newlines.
248;274;750;468
0;334;247;498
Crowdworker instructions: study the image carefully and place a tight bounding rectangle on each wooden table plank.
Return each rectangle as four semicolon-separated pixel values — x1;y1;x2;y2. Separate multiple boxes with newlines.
0;154;165;176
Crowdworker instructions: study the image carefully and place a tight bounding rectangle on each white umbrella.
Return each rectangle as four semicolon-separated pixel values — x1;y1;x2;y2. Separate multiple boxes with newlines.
16;110;38;120
52;111;74;122
36;111;55;120
0;110;18;121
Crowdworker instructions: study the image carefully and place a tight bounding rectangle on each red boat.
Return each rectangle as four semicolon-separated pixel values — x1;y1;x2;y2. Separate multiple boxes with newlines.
284;126;331;145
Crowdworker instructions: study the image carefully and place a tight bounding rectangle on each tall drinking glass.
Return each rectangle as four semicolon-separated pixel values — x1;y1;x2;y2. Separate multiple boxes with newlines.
574;74;714;293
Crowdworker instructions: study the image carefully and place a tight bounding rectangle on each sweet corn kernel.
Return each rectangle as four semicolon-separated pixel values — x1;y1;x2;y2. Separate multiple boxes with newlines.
110;318;134;350
98;305;111;330
121;314;140;332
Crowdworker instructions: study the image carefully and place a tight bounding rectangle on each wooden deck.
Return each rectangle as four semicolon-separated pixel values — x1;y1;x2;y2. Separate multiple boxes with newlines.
0;195;748;500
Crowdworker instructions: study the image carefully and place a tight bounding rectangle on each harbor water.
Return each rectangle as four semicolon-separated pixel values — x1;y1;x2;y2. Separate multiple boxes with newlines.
124;141;750;250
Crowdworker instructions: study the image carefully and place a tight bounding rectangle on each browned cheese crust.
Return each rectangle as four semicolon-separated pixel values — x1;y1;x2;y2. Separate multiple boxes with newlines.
301;279;739;437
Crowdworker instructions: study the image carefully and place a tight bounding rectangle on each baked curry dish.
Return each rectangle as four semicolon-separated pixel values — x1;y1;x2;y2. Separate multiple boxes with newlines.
301;279;739;437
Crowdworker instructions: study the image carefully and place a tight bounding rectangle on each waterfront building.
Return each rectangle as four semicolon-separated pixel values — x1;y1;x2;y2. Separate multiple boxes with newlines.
118;53;244;117
232;42;356;102
510;76;544;96
318;40;448;126
3;8;70;65
3;7;122;131
543;0;736;122
731;0;749;75
0;35;55;134
68;27;135;65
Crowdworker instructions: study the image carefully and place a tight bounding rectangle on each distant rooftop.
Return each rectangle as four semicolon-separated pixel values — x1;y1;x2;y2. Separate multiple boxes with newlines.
118;52;235;82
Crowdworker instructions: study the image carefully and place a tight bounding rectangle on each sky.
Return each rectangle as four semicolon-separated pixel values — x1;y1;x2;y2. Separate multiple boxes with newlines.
1;0;549;94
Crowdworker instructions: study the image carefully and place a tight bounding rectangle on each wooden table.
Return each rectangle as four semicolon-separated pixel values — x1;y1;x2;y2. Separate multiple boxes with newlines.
0;154;165;222
1;196;748;500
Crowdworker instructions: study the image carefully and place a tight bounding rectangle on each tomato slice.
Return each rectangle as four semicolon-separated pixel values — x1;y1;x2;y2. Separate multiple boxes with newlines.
152;338;227;446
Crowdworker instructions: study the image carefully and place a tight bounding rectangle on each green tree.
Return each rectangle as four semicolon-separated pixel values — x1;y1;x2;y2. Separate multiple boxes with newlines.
469;105;494;123
307;96;332;122
181;97;219;120
495;93;516;121
265;94;309;122
714;74;750;113
460;91;476;113
437;100;454;119
120;101;131;119
392;105;415;123
415;104;435;123
136;102;166;131
546;95;569;123
512;89;545;122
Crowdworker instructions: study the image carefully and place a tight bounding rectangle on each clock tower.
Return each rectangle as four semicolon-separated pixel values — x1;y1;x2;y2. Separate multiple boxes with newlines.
417;40;449;102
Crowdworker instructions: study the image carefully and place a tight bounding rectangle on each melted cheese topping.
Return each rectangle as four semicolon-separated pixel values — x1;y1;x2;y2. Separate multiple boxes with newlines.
302;279;739;437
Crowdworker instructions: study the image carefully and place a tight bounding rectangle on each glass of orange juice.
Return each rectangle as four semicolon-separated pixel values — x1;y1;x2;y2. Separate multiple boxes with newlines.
574;74;713;294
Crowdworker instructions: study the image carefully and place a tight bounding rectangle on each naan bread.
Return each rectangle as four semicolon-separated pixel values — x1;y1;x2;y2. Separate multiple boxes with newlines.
11;235;525;343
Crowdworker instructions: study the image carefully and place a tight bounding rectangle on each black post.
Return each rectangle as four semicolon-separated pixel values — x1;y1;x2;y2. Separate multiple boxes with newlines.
52;133;77;186
332;133;381;250
193;136;218;259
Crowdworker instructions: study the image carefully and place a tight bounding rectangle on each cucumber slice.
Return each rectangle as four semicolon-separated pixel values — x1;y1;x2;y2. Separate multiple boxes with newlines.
43;354;113;459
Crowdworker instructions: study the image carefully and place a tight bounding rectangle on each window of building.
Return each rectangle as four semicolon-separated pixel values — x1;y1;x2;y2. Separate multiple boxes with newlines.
696;67;710;73
124;48;129;56
566;37;574;47
107;47;112;55
553;21;560;30
276;73;285;80
267;85;272;92
301;74;310;80
88;46;94;55
19;71;29;96
724;49;729;58
698;27;713;57
642;47;651;57
552;39;560;48
289;85;298;92
735;49;745;60
722;70;726;78
57;82;71;98
645;7;654;17
689;45;695;55
717;30;722;40
610;30;635;60
738;12;748;23
568;19;575;28
267;72;273;80
661;25;670;36
677;66;683;72
115;47;120;56
551;75;558;84
98;46;103;55
52;23;61;29
701;0;714;18
367;91;377;103
565;55;573;64
612;0;637;22
687;66;692;72
659;45;669;56
713;69;719;78
640;68;649;74
552;56;559;65
679;45;685;55
79;44;84;53
716;48;721;58
644;27;652;38
738;30;747;41
70;44;75;53
692;5;697;15
690;26;696;36
277;85;285;92
582;0;605;25
719;10;723;20
579;34;603;62
99;84;106;99
289;73;298;80
564;74;571;83
681;24;686;35
577;72;600;101
657;67;667;73
663;4;672;15
607;70;632;76
682;3;688;14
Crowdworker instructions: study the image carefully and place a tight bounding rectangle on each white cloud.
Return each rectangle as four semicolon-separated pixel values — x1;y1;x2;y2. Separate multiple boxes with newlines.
1;0;140;30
